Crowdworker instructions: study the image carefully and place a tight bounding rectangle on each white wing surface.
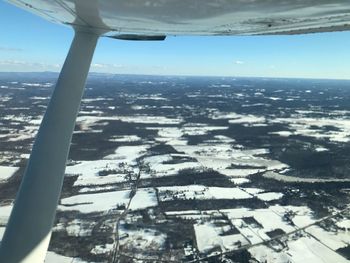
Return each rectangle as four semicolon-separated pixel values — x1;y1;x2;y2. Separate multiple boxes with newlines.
7;0;350;35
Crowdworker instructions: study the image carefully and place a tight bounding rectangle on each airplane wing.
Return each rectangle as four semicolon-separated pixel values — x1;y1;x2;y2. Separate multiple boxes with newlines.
7;0;350;36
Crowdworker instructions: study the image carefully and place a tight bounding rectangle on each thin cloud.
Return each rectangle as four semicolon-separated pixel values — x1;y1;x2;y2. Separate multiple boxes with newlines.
0;60;61;69
0;46;23;52
234;60;244;65
91;63;105;68
91;63;123;69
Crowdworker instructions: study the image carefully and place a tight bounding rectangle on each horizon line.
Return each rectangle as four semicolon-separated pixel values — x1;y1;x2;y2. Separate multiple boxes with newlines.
0;71;350;81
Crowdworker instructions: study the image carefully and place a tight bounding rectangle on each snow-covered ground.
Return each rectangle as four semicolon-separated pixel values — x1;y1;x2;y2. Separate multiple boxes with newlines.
66;145;149;187
45;251;92;263
254;192;284;202
2;77;350;262
270;115;350;143
264;171;350;183
210;111;266;125
171;143;287;177
59;188;158;213
52;219;96;237
194;222;248;253
108;135;142;142
76;115;183;126
157;185;252;201
306;225;350;251
143;153;201;178
286;235;349;263
0;204;13;240
0;166;18;181
166;204;350;261
118;224;167;253
0;204;13;224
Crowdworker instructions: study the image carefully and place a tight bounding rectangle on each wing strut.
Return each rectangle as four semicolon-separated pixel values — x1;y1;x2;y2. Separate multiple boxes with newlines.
0;29;99;263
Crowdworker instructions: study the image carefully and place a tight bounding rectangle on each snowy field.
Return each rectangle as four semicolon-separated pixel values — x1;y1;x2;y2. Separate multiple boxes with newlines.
0;166;18;182
1;75;350;262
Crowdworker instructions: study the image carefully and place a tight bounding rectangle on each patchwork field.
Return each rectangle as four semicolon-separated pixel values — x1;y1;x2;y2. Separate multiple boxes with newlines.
1;73;350;262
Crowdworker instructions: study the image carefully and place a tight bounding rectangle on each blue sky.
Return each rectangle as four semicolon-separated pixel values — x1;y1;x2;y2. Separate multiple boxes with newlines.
0;1;350;79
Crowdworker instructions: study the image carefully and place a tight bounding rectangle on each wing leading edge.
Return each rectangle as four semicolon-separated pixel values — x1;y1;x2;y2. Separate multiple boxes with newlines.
6;0;350;36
